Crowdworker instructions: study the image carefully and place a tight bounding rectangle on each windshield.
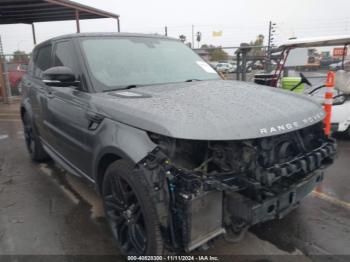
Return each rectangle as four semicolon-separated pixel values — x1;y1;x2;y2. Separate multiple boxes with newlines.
81;37;220;91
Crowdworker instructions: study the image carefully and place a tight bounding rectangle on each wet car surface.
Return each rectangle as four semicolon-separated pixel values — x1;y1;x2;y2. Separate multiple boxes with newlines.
0;102;349;260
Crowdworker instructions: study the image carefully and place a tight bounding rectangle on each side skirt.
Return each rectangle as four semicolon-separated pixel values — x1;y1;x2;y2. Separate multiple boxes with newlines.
41;139;95;184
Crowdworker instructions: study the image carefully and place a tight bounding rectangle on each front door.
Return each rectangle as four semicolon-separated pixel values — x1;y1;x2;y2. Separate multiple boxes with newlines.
44;40;92;177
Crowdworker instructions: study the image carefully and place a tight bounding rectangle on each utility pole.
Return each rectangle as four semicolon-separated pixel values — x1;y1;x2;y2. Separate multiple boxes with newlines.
266;21;276;72
0;35;5;102
191;25;194;49
0;36;3;56
0;35;11;103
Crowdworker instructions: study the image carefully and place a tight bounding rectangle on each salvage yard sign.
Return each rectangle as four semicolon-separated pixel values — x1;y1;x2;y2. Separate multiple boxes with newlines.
333;47;347;57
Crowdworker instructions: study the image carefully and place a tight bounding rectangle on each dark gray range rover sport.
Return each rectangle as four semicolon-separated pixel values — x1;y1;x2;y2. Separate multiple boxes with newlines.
21;33;336;255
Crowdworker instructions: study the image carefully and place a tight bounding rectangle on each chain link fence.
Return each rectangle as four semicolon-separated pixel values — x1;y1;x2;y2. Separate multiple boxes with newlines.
193;45;274;82
0;54;29;103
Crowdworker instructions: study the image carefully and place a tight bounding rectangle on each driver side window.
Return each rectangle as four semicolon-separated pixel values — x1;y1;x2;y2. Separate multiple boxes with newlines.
53;40;77;75
33;44;52;79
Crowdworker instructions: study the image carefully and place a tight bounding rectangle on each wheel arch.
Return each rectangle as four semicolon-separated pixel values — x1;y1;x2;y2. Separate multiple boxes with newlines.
20;106;26;120
20;98;33;122
94;147;134;194
93;121;158;194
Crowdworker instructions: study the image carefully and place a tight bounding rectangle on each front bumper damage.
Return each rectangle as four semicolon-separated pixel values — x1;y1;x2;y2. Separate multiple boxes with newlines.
225;170;323;226
139;134;337;252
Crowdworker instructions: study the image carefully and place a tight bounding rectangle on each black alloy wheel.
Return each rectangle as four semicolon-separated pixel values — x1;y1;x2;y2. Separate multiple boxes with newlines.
102;160;164;255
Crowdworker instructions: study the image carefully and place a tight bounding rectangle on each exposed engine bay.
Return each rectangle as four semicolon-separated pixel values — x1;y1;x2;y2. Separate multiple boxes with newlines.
138;122;336;252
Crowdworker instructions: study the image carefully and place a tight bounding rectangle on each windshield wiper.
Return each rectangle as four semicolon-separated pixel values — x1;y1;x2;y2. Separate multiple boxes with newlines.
185;79;202;82
104;84;140;92
123;84;138;89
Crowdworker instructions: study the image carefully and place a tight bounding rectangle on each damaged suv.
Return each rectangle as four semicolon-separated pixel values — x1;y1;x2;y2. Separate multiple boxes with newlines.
21;33;336;255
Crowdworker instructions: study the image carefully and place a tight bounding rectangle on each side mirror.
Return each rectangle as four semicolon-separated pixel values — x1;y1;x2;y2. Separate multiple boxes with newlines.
42;66;79;87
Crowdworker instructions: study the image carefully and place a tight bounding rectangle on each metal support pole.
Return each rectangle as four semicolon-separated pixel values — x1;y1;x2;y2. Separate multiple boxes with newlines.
0;60;12;103
31;23;37;45
266;21;272;72
341;44;347;70
75;10;80;33
191;25;194;48
236;52;241;81
0;59;6;103
241;50;247;81
117;17;120;32
165;26;168;36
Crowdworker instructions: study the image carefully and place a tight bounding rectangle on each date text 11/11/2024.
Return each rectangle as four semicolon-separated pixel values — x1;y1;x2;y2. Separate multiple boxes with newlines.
127;255;220;261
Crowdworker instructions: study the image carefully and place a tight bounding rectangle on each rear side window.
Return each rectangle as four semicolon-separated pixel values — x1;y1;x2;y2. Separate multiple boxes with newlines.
33;44;52;78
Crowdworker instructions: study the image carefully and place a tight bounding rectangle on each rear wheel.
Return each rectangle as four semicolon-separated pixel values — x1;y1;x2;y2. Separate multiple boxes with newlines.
102;160;164;255
22;112;49;161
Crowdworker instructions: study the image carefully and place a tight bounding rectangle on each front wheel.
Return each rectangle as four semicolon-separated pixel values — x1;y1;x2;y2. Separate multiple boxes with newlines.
102;160;164;255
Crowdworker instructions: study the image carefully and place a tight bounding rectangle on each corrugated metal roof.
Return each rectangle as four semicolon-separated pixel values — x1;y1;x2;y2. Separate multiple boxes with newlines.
0;0;119;24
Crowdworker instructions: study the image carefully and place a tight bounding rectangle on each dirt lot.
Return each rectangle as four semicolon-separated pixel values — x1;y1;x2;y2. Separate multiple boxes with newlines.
0;102;350;261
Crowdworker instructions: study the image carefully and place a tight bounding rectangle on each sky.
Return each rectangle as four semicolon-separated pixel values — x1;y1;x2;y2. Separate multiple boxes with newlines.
1;0;350;54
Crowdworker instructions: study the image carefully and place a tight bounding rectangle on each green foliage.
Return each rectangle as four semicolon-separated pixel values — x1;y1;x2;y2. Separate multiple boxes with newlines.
11;50;30;63
249;34;265;56
201;44;229;61
211;49;228;61
179;34;186;42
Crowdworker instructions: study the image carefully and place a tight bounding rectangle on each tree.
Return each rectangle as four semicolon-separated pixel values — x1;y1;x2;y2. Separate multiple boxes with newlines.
179;35;186;43
201;44;228;61
211;48;228;61
11;50;30;63
249;34;265;57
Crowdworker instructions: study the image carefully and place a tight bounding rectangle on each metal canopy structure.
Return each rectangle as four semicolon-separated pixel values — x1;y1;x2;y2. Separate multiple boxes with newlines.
276;35;350;51
0;0;120;43
0;0;120;103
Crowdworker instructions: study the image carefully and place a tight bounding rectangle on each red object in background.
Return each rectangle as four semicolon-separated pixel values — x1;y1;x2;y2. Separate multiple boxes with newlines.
333;47;347;57
323;71;335;136
8;63;27;89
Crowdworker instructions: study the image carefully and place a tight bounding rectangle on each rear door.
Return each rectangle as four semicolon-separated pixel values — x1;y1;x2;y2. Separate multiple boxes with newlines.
44;39;93;177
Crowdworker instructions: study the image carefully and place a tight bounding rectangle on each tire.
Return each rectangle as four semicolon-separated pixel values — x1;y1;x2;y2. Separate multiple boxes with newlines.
102;160;164;255
346;126;350;139
22;112;49;162
13;80;22;96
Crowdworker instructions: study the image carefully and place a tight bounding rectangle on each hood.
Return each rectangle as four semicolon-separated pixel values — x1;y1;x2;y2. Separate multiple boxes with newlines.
94;80;325;140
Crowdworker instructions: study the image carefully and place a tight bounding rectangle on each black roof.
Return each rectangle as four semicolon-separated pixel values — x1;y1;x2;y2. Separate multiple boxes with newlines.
51;32;174;40
34;32;178;48
0;0;119;24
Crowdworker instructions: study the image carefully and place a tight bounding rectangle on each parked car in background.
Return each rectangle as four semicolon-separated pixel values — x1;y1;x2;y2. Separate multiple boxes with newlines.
320;56;339;68
329;61;342;71
251;61;264;70
8;63;28;95
215;62;234;73
329;60;350;71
